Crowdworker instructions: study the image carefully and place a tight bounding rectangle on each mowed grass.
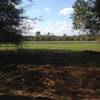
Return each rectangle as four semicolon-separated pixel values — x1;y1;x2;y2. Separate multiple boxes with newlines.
0;41;100;51
23;41;100;51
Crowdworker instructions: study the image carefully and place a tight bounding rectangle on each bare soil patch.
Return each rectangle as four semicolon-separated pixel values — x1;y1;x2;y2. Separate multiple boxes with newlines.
0;65;100;99
0;50;100;99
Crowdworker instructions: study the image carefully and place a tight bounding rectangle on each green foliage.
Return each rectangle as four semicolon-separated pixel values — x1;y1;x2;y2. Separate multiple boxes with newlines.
72;0;100;35
35;31;41;41
24;33;98;41
96;36;100;43
0;0;23;47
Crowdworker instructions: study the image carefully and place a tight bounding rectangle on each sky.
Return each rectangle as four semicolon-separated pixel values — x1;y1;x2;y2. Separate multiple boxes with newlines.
22;0;78;36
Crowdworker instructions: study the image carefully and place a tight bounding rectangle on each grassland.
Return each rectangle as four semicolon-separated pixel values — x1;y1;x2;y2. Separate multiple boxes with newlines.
0;41;100;51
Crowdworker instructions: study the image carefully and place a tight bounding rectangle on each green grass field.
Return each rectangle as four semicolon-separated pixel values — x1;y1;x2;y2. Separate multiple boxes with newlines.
0;41;100;51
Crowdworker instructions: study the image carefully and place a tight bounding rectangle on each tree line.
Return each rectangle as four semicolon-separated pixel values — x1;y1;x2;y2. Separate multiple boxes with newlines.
24;31;100;41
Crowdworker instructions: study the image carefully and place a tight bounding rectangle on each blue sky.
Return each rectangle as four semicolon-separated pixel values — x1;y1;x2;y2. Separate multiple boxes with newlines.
22;0;77;36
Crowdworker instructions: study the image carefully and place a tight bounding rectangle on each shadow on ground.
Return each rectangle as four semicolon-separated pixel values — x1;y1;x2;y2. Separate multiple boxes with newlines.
0;49;100;68
0;49;100;100
0;95;54;100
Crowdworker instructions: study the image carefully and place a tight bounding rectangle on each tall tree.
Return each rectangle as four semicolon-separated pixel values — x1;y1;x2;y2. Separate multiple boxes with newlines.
72;0;100;35
35;31;41;41
0;0;23;48
94;0;100;32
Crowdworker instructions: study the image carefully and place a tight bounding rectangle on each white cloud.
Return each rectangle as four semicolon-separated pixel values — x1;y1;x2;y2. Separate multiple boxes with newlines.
23;20;79;36
44;7;51;12
21;19;40;36
32;21;73;36
59;7;73;16
47;21;52;24
53;21;73;35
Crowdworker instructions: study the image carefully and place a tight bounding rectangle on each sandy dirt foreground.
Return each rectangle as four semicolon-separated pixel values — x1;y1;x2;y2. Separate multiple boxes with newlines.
0;64;100;100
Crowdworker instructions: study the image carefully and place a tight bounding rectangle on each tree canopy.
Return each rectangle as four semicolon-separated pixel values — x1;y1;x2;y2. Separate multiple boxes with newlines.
0;0;23;47
72;0;100;35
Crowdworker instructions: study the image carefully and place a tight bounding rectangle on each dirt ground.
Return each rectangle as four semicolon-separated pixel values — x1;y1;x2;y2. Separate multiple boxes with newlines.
0;50;100;100
0;64;100;100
